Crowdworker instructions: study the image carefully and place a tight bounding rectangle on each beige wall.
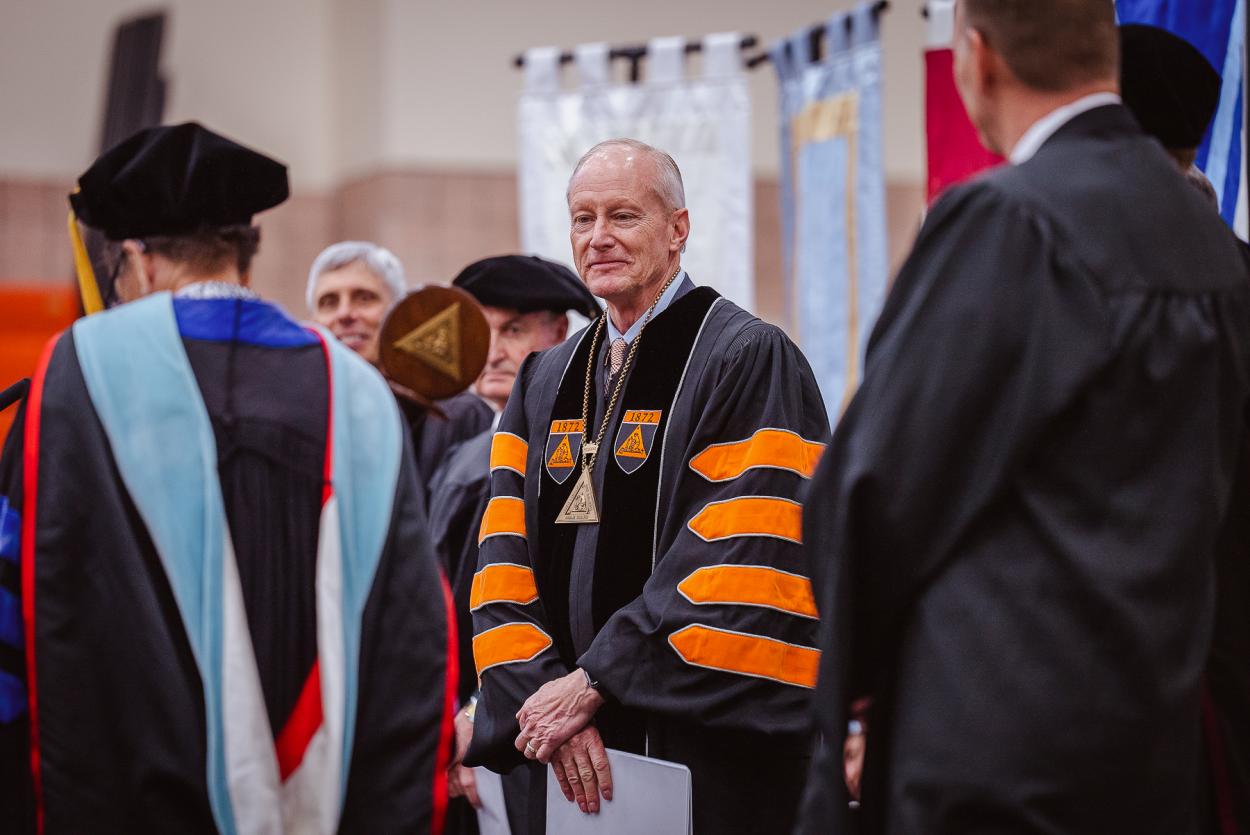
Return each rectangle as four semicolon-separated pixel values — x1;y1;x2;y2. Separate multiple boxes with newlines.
3;0;337;189
371;0;925;180
0;0;929;328
2;0;927;185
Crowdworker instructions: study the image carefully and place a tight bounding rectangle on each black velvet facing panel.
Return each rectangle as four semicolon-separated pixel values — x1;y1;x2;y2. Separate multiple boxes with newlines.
535;287;718;753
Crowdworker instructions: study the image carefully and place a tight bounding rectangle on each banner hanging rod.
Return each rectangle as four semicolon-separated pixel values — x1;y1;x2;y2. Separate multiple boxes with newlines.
745;0;890;69
514;35;759;82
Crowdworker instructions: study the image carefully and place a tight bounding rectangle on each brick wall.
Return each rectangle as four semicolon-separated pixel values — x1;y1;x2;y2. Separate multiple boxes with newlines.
0;170;925;333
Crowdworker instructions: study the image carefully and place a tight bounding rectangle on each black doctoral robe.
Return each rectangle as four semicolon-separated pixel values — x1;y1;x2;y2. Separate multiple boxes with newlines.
464;280;830;834
798;105;1250;834
1200;390;1250;833
428;430;537;835
430;430;495;704
400;391;495;497
0;295;455;834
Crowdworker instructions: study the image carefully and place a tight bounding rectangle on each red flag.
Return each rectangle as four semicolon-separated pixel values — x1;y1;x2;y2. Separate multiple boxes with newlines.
925;49;1003;201
924;2;1003;202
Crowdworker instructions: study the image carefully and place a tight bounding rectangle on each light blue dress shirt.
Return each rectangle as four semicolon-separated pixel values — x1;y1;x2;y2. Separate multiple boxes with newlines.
606;270;687;345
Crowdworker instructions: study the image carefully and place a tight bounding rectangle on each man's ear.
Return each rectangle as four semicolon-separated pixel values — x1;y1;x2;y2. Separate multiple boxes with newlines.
120;240;155;298
670;207;690;253
966;26;1003;98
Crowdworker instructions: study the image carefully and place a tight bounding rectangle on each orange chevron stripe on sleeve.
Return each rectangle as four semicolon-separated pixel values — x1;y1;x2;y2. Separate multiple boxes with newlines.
470;563;539;611
478;496;526;545
669;624;819;688
473;622;553;676
687;496;803;544
689;429;826;482
678;565;817;619
490;432;528;476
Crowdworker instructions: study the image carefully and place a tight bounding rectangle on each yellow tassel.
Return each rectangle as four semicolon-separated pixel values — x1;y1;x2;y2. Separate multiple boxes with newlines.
67;209;104;315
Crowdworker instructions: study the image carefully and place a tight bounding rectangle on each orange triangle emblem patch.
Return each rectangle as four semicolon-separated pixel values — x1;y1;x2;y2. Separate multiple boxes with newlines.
548;434;575;468
613;409;661;474
616;425;648;459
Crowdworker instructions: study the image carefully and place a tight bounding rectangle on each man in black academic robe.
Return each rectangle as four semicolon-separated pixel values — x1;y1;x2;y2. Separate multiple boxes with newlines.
798;4;1250;834
0;123;455;834
429;255;597;834
1120;25;1250;832
464;140;830;834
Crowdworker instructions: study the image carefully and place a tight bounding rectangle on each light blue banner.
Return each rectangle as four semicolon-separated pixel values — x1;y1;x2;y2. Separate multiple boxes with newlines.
772;3;889;419
1118;0;1247;236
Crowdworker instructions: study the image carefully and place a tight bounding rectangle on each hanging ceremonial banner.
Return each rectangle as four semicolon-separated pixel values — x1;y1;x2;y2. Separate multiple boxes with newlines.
1117;0;1247;239
771;3;890;419
545;419;585;484
517;33;754;312
924;0;1003;202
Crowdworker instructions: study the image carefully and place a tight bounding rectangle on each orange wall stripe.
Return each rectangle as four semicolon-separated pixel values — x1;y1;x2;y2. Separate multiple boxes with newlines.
478;496;526;545
473;622;553;676
687;496;803;544
668;624;819;689
489;432;528;476
678;565;817;619
689;428;826;483
470;563;539;611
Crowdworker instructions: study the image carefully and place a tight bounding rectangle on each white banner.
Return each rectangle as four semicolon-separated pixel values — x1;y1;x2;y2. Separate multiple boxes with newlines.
517;33;754;311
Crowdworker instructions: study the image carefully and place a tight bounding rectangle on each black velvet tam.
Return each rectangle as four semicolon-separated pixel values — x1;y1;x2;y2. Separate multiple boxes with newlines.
70;121;289;239
1120;24;1222;151
453;255;599;318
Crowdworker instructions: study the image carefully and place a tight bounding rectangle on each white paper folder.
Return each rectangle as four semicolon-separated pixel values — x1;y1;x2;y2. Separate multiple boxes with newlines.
545;748;692;834
473;767;511;835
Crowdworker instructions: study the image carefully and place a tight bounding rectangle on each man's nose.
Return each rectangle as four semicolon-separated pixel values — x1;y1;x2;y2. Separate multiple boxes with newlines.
333;300;356;322
487;330;507;364
590;217;616;249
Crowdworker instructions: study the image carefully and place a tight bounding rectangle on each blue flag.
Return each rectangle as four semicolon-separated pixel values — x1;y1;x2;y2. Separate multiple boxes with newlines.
771;3;890;418
1118;0;1246;236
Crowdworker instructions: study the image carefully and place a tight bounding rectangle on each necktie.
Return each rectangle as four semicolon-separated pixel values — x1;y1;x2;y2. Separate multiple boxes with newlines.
606;337;627;393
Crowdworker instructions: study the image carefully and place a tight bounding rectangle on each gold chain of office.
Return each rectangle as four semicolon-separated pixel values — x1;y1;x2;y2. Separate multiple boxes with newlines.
577;267;681;467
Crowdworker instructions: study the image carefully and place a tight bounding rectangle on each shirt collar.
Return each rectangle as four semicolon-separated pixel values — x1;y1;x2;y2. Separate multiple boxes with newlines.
173;280;261;300
606;270;686;344
1009;92;1122;165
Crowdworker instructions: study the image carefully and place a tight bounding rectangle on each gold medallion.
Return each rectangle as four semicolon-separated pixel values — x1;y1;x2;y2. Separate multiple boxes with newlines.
553;268;680;526
555;466;599;524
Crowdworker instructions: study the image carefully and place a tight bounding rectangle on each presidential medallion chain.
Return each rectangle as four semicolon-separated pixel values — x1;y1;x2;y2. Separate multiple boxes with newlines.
555;268;681;525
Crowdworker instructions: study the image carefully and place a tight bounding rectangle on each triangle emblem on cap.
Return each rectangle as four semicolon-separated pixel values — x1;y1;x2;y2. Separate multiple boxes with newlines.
393;302;462;379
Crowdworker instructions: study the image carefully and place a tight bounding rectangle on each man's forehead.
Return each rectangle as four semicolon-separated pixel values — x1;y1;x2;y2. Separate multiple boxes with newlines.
569;149;656;195
314;263;390;299
484;305;552;328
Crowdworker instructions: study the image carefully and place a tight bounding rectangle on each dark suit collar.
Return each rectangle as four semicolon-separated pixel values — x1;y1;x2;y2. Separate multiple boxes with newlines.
1038;103;1142;154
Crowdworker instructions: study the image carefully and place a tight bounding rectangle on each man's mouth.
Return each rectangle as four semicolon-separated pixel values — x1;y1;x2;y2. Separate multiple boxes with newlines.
336;331;370;348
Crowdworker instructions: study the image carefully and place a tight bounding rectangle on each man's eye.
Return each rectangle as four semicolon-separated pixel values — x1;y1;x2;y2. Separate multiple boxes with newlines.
613;213;635;222
317;296;336;310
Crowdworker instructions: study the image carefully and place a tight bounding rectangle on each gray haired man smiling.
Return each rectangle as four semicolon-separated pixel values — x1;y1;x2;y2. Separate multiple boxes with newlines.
462;139;829;834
